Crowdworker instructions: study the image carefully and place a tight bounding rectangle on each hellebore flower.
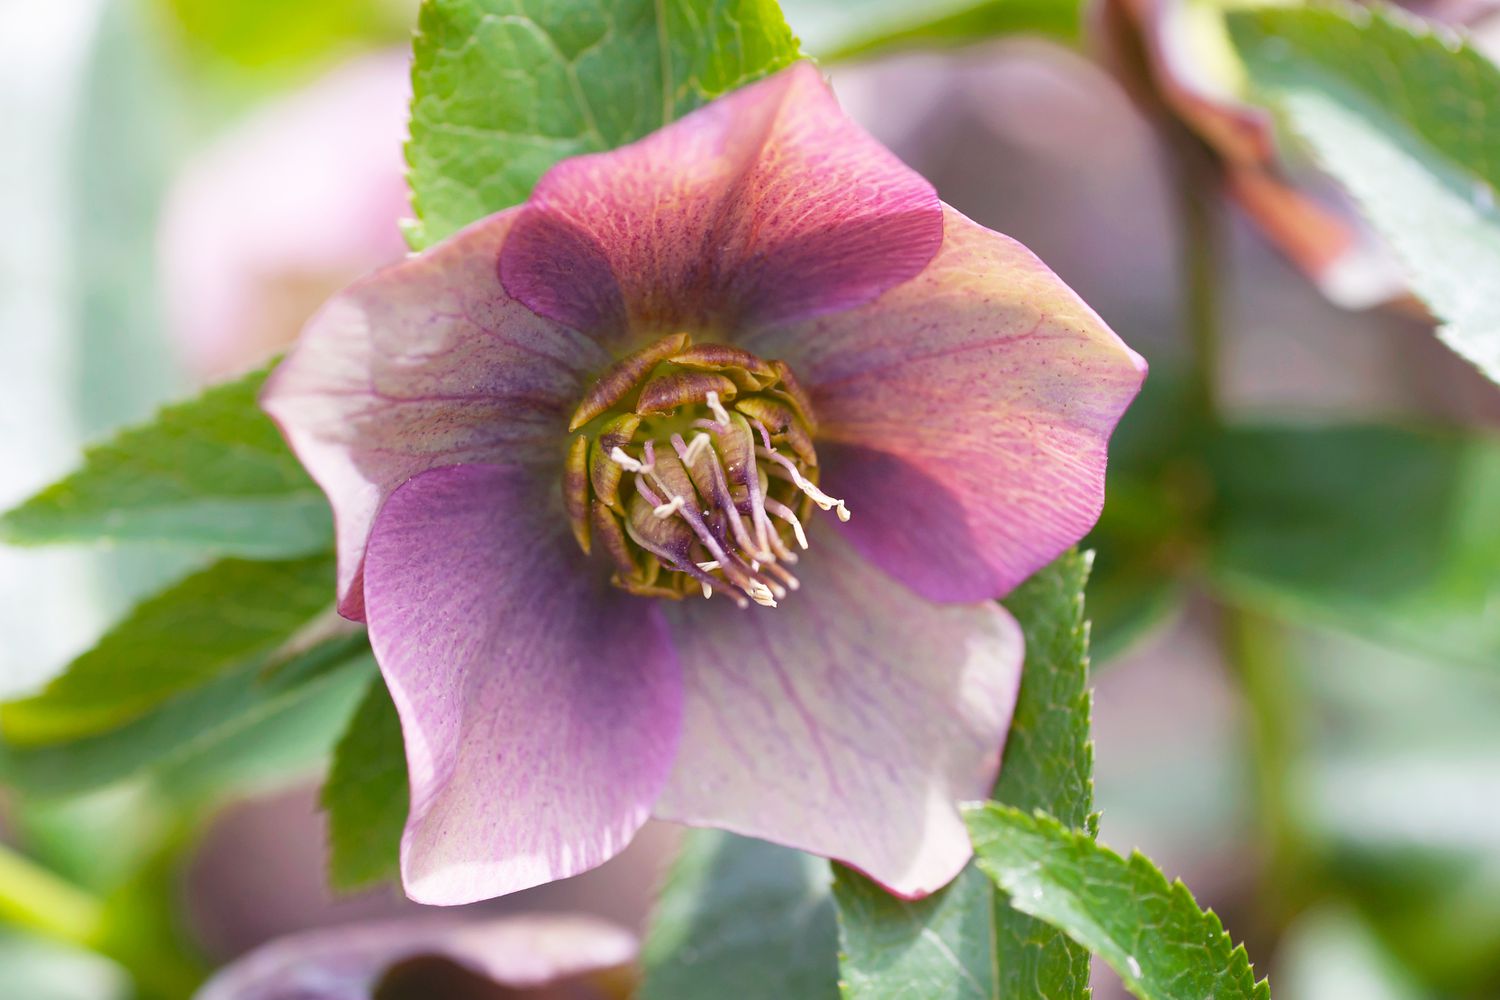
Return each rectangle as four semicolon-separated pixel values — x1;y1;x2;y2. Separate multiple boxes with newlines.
161;51;410;379
264;61;1145;904
196;913;635;1000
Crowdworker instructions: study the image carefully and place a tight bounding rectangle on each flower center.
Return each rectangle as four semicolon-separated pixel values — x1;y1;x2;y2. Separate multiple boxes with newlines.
563;332;848;608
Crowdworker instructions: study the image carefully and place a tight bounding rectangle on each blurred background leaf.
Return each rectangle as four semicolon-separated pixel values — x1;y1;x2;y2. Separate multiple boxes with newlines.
782;0;1084;62
1208;423;1500;668
639;830;839;1000
1231;3;1500;384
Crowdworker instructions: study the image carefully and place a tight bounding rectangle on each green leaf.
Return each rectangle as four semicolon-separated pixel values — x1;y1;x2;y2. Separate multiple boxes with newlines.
640;831;839;1000
0;366;332;557
1208;423;1500;669
834;550;1095;1000
965;805;1269;1000
159;0;405;77
0;635;372;799
1230;3;1500;383
405;0;803;248
1;554;338;745
321;677;408;891
783;0;1081;63
990;549;1096;829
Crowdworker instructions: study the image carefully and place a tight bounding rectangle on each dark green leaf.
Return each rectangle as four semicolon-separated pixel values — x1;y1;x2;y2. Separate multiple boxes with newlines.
1230;3;1500;382
405;0;803;248
0;635;372;799
966;805;1269;1000
321;676;408;891
834;550;1095;999
1;554;338;745
1208;423;1500;668
784;0;1081;63
640;831;838;1000
0;366;332;557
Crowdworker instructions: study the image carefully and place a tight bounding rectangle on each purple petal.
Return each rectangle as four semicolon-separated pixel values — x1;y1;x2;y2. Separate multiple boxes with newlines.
197;913;636;1000
362;464;682;904
653;528;1023;898
742;206;1147;603
499;61;942;337
262;209;609;619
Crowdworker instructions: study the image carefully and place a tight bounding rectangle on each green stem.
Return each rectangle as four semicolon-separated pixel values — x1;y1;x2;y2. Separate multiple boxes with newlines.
1166;124;1312;930
0;840;104;947
1220;608;1304;881
1169;129;1224;431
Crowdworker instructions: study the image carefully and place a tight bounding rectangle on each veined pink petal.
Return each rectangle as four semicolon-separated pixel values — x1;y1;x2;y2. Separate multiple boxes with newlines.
197;913;636;999
499;61;943;337
262;209;609;619
743;206;1147;604
362;464;682;904
653;528;1022;898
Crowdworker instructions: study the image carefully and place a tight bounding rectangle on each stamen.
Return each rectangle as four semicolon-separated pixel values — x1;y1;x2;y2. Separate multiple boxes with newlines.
697;435;764;561
641;460;766;597
682;432;711;465
758;446;851;521
764;497;809;550
623;514;749;609
568;339;837;610
633;476;664;507
760;558;801;591
746;581;778;608
653;495;686;518
610;446;650;473
705;390;732;426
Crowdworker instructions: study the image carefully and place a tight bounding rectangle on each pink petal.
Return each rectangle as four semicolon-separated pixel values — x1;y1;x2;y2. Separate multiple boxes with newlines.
743;206;1147;604
653;528;1023;898
161;50;411;380
499;61;942;337
262;209;609;619
198;913;637;1000
362;464;682;904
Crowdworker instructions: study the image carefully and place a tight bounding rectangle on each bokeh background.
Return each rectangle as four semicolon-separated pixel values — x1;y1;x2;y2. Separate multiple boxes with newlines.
3;0;1499;996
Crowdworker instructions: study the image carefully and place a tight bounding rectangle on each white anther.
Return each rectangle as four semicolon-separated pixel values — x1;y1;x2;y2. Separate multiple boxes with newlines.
758;446;851;521
682;432;712;465
653;495;686;518
701;582;713;599
746;581;778;608
705;391;732;425
696;560;721;572
609;446;651;473
765;498;809;549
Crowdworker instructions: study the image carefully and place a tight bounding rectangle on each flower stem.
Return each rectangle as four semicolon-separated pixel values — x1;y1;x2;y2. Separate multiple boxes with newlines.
1167;128;1224;431
1166;124;1313;929
0;839;104;946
